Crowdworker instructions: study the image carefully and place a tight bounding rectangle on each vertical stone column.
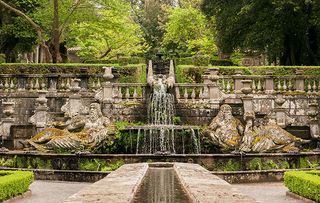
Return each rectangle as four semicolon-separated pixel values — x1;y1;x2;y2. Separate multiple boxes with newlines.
0;101;15;140
48;74;58;92
241;80;254;114
274;94;286;128
203;68;220;108
295;70;305;92
265;70;274;94
233;70;243;94
29;90;49;132
308;102;319;139
102;67;114;102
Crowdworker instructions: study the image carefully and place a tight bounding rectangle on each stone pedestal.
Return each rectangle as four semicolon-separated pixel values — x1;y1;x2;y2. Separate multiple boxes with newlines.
275;94;286;128
0;101;15;139
103;67;114;102
295;70;305;92
29;91;49;132
233;70;243;94
308;102;319;139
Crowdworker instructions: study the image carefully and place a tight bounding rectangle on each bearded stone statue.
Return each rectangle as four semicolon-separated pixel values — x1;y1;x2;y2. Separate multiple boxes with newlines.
28;103;115;153
205;104;244;151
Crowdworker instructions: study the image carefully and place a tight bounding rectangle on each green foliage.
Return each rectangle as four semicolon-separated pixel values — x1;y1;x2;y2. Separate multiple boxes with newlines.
223;160;241;171
0;170;34;201
284;170;320;202
162;6;217;57
248;158;263;170
299;157;319;169
201;0;320;65
79;159;124;171
67;0;146;61
0;63;146;83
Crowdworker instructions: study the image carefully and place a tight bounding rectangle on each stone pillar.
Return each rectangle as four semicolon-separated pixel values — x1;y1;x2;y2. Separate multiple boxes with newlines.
233;70;243;94
274;94;286;128
47;74;58;92
308;102;319;139
0;101;15;140
29;90;49;132
102;67;114;102
203;68;220;108
61;79;84;117
241;80;254;115
265;70;274;94
295;70;305;92
17;75;27;91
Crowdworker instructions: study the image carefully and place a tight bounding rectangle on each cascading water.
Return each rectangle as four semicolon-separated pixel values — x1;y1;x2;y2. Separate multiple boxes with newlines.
133;60;201;155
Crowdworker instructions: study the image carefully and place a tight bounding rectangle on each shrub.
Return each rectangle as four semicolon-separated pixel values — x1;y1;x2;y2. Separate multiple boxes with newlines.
0;170;34;201
284;170;320;202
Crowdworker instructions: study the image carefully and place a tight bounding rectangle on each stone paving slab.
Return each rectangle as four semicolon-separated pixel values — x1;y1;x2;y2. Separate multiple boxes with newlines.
64;163;148;203
174;163;259;203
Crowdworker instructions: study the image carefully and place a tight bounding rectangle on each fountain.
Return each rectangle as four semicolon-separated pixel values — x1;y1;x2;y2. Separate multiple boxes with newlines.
129;60;201;155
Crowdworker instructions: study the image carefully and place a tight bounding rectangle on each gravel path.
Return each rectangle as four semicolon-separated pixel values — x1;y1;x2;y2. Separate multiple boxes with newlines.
233;182;306;203
12;180;90;203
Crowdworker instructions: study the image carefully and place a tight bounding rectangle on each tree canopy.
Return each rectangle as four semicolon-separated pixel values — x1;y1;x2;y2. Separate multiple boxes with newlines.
201;0;320;65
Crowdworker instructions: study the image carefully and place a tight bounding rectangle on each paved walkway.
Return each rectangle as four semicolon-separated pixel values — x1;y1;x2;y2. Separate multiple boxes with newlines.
12;180;90;203
233;182;306;203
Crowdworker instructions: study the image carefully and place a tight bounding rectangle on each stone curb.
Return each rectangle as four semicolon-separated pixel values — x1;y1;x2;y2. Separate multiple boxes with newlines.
286;191;316;203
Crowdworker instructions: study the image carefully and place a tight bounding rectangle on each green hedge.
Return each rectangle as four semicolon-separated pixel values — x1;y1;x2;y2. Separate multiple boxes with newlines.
0;170;34;201
0;63;146;83
176;65;320;83
284;170;320;202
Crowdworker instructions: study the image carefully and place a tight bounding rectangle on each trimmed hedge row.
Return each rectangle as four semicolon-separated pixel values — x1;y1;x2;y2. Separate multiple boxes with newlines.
0;170;34;201
0;63;147;83
176;65;320;83
284;170;320;202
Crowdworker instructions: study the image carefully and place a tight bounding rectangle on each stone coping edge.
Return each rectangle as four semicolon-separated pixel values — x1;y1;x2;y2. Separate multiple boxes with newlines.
63;163;148;203
286;191;316;203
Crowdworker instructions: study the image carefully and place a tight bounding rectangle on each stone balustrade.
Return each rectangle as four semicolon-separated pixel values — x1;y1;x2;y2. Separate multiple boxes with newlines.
111;83;147;102
0;74;103;93
218;75;320;94
174;84;210;102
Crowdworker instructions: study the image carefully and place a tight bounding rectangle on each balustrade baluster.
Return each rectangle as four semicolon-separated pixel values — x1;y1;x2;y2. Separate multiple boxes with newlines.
308;80;312;93
66;78;71;91
60;79;65;91
257;79;262;92
125;87;130;101
175;86;180;100
34;78;40;91
0;79;3;91
283;80;287;92
118;87;123;100
288;80;292;92
252;80;256;93
4;78;9;92
133;87;138;100
41;78;46;90
226;80;231;93
96;79;101;89
199;88;203;100
10;79;15;91
313;80;317;93
191;88;196;101
277;80;281;92
184;88;188;101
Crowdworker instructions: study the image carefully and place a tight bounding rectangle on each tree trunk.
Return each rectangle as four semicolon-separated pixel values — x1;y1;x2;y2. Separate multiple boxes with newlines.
52;0;60;63
0;0;52;62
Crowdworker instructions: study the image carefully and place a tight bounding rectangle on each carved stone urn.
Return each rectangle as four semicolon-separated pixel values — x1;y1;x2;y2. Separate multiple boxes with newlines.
70;78;81;93
103;67;114;82
241;80;252;94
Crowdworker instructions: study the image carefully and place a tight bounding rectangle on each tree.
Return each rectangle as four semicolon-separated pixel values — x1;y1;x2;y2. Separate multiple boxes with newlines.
67;0;145;61
201;0;320;65
0;0;51;62
162;6;217;57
